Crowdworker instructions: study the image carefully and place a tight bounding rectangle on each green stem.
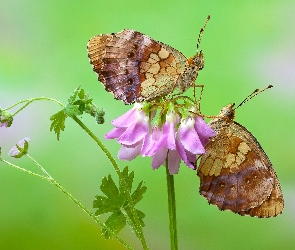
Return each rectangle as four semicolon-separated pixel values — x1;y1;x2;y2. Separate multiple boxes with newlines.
0;157;133;250
0;158;52;181
166;158;178;250
71;115;149;250
27;154;53;178
4;97;64;116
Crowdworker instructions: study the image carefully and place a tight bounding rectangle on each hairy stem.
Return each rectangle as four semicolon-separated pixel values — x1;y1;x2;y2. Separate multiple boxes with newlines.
72;115;149;250
4;97;64;116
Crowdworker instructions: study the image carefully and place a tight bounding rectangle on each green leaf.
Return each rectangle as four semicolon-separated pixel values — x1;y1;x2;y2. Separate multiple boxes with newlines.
64;104;82;117
125;207;145;228
102;210;126;239
68;84;81;104
93;196;117;215
100;175;120;202
49;86;106;140
131;181;147;205
49;110;66;140
78;88;85;99
93;168;147;239
120;166;134;193
123;180;147;228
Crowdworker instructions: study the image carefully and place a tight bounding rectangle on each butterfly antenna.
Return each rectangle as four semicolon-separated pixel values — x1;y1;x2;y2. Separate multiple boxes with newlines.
196;15;210;53
234;85;273;110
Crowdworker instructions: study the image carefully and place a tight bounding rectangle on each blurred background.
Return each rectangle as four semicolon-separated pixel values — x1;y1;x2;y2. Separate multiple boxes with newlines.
1;0;294;249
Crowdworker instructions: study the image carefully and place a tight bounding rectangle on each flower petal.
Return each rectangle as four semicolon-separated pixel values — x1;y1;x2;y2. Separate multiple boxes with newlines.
148;133;167;156
163;122;176;150
118;119;148;145
18;137;30;147
0;121;8;128
194;116;216;146
175;140;195;169
141;133;154;156
111;108;137;128
8;146;18;156
167;150;181;174
151;145;167;169
142;128;164;156
186;151;197;169
105;127;125;140
178;120;205;154
118;143;141;161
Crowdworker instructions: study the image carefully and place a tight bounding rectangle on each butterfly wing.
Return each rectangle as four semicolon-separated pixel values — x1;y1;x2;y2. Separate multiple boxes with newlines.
233;123;284;217
238;174;284;217
198;121;284;217
87;29;188;104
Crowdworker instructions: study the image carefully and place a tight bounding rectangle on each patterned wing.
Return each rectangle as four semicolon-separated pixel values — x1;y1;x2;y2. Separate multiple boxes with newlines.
87;29;188;104
238;173;284;217
198;121;284;217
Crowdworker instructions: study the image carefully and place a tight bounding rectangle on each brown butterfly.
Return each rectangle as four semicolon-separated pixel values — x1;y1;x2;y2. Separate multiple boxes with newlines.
197;91;284;218
87;16;210;104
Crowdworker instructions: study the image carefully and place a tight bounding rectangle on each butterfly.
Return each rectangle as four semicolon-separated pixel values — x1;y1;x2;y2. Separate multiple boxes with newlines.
197;100;284;218
87;16;210;104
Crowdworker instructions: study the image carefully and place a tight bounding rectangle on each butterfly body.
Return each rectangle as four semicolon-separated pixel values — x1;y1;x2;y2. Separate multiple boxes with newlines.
87;29;204;104
198;104;284;217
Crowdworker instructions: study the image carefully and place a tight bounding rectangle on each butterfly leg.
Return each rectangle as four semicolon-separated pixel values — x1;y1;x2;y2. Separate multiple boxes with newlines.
194;84;204;112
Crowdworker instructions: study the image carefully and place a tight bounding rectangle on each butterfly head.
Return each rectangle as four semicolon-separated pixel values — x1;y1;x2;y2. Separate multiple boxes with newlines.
194;51;204;69
188;51;204;70
219;103;235;121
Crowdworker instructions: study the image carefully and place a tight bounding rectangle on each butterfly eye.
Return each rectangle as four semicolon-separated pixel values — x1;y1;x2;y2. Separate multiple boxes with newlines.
225;109;232;116
193;56;204;69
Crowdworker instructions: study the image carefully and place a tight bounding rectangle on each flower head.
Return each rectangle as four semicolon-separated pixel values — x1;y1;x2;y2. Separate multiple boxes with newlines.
105;100;215;174
0;110;13;128
8;137;30;158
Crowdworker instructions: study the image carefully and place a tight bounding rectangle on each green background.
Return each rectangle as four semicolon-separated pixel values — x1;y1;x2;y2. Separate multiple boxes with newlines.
1;0;294;249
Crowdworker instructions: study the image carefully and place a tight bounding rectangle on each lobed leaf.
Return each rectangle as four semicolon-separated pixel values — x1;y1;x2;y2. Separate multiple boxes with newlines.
93;167;147;239
49;110;66;140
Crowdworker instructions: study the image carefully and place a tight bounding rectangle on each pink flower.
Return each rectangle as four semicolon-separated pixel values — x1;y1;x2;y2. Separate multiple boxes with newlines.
141;112;182;174
8;137;30;158
105;103;150;161
147;115;214;174
105;103;215;174
0;121;8;127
